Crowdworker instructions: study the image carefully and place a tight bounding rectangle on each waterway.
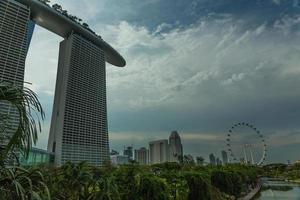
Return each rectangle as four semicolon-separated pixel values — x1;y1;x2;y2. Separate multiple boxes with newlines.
255;180;300;199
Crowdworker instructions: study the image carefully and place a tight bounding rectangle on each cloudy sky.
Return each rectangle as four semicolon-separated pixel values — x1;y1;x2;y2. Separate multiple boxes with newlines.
25;0;300;163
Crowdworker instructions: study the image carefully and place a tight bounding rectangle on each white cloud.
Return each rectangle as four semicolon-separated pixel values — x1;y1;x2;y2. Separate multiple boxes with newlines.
97;18;300;112
274;15;300;35
222;73;245;85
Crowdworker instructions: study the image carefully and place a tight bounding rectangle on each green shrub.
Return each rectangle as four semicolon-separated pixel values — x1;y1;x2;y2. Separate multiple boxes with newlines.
138;174;170;200
211;170;242;196
184;172;211;200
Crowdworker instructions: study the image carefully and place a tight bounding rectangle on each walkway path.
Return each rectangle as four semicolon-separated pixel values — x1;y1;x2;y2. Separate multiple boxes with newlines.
238;182;262;200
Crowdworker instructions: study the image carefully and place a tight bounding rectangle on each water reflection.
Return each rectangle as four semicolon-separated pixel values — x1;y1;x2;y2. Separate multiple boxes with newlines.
255;181;300;199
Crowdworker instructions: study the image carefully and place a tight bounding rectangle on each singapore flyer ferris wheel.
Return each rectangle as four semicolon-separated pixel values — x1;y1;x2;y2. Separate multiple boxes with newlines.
226;122;267;165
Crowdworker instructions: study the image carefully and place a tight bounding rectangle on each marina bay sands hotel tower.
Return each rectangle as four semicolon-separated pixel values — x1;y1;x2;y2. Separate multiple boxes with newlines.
0;0;126;166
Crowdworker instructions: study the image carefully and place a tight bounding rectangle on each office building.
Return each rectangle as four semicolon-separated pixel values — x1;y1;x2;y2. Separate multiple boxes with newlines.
134;147;149;165
221;150;228;165
149;140;169;164
216;157;222;165
185;154;195;164
123;146;133;160
169;131;183;162
111;155;129;166
209;153;216;165
110;149;119;156
196;156;205;166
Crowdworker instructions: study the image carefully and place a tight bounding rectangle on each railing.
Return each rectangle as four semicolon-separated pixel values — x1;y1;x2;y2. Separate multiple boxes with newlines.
238;180;262;200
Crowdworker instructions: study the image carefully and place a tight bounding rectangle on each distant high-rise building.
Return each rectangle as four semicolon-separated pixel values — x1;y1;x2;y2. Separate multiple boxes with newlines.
209;153;216;165
110;149;119;156
47;34;109;166
169;131;183;162
216;157;222;165
134;147;149;165
123;146;133;160
149;140;169;164
184;154;195;164
0;0;35;154
110;155;129;166
196;156;205;166
221;150;228;165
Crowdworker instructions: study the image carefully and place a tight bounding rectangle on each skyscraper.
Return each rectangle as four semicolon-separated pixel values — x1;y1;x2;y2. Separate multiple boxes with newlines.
134;147;149;165
110;149;119;156
216;157;222;166
110;155;129;166
196;156;205;166
169;131;183;162
221;150;228;165
0;0;34;151
149;140;169;164
184;154;195;164
47;34;109;166
209;153;216;165
123;146;133;160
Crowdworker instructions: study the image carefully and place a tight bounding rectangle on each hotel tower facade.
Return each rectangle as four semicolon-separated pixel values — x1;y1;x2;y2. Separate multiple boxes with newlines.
0;0;34;152
48;34;109;165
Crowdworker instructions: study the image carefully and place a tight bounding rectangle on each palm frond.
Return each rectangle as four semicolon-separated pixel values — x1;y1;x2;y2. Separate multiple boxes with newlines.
0;81;45;161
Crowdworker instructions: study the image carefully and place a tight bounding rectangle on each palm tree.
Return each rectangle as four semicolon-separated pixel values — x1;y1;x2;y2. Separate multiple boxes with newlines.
88;175;121;200
54;162;92;199
138;174;170;200
0;81;44;163
0;81;48;199
0;166;50;199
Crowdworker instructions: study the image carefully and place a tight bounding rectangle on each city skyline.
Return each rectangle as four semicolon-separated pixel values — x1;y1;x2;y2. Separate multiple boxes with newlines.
24;0;300;163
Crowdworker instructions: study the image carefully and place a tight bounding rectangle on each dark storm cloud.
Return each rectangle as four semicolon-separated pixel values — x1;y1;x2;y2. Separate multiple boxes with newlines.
53;0;300;30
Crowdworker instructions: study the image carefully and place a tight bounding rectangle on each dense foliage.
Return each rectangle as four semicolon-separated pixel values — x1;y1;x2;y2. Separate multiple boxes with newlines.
263;163;300;181
27;162;258;200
